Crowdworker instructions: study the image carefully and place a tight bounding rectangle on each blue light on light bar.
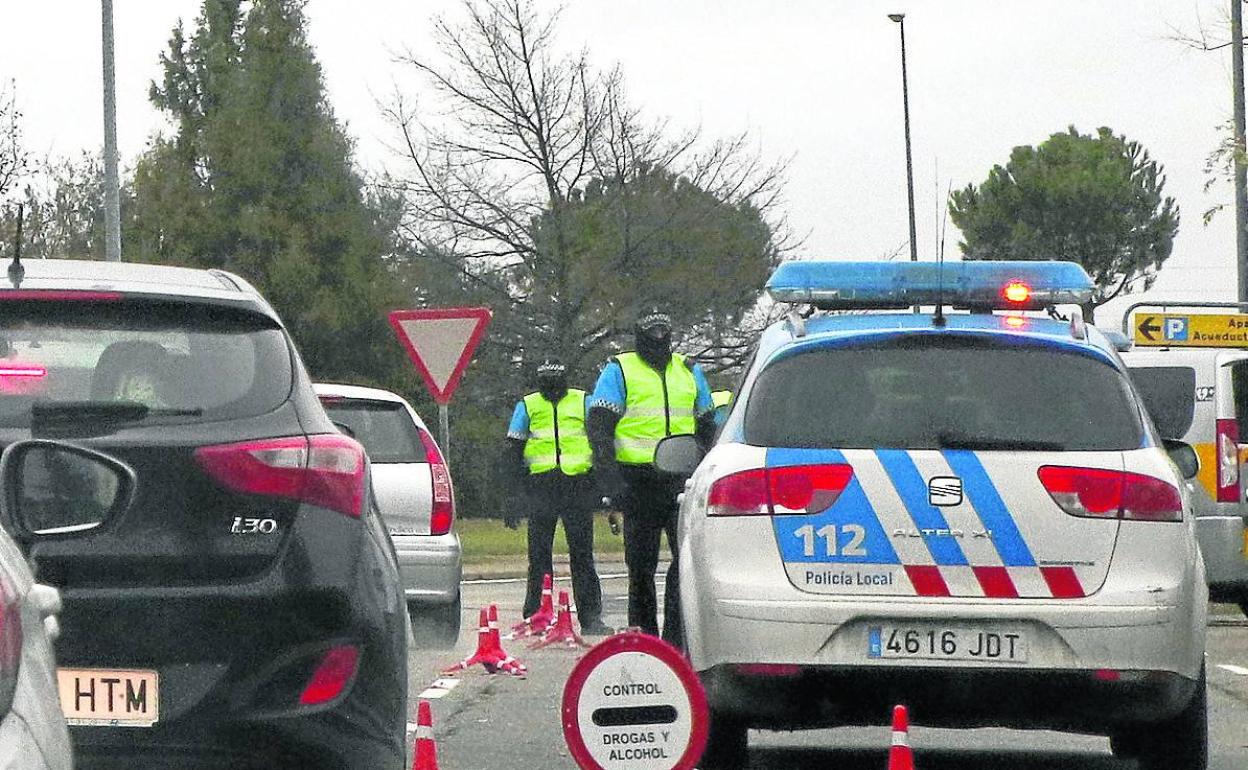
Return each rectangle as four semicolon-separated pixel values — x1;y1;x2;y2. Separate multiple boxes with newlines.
765;260;1094;311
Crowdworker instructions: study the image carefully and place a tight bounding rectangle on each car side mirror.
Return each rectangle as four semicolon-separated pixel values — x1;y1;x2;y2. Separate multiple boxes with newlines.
1162;439;1200;481
653;434;705;478
0;440;136;539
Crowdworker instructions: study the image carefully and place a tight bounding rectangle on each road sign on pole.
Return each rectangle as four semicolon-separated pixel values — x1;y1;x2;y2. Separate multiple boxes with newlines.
388;308;491;451
1132;312;1248;348
562;632;708;770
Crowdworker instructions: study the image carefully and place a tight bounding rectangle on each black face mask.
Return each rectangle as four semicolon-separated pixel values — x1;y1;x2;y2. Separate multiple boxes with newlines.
538;375;568;401
636;328;672;369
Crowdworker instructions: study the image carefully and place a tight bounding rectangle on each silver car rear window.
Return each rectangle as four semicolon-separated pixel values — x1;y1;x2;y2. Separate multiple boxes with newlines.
322;399;427;464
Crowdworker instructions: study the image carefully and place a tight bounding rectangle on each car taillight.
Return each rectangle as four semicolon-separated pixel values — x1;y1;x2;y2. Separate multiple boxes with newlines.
0;577;21;715
299;645;359;706
1038;465;1183;522
1216;419;1240;504
417;428;455;535
194;434;366;518
707;464;853;516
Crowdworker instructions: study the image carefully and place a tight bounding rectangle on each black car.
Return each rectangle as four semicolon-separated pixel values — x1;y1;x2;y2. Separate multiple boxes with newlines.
0;259;409;769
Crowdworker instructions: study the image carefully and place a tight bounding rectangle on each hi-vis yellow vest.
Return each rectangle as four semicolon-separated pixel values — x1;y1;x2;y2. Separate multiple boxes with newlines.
522;389;592;476
614;352;698;465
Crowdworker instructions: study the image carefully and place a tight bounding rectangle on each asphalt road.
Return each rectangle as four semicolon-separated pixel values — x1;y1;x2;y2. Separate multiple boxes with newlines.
406;573;1248;769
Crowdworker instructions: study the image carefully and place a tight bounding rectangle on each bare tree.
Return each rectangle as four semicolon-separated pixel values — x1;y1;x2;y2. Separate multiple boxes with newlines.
382;0;791;380
0;82;30;203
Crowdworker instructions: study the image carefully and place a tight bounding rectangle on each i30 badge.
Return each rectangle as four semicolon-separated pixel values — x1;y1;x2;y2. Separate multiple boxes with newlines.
928;476;963;507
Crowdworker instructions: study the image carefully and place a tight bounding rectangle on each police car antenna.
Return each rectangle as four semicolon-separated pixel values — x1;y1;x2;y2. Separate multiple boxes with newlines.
7;203;23;288
932;246;947;328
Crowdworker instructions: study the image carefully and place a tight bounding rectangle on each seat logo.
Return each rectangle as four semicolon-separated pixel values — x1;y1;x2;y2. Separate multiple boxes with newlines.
928;476;963;507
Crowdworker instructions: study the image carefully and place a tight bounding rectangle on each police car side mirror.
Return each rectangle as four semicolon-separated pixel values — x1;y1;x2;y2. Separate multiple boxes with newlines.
0;440;136;541
653;435;704;478
1162;439;1200;481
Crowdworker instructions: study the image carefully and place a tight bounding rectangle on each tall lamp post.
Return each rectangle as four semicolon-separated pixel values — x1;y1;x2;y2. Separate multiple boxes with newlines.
889;13;918;263
101;0;121;262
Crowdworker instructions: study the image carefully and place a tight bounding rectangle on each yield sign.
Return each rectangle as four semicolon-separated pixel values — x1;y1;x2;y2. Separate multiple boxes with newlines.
388;308;492;404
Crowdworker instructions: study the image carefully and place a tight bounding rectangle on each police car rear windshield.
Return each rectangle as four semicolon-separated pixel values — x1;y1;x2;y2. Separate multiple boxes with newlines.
745;336;1144;451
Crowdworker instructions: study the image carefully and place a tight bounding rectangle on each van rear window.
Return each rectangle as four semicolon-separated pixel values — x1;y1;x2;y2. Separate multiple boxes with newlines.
745;336;1144;451
1127;366;1196;440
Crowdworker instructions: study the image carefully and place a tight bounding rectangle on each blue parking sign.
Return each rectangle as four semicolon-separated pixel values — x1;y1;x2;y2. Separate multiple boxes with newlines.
1164;317;1189;342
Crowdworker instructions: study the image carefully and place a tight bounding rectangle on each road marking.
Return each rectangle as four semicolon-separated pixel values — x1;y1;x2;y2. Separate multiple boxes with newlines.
418;678;462;699
1217;664;1248;676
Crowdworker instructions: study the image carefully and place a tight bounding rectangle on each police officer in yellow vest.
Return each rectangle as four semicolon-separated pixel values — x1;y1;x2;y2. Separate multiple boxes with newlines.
587;309;716;642
505;357;611;635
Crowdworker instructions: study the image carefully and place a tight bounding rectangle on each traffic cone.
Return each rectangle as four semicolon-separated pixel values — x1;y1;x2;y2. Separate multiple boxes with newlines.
441;608;492;675
530;589;590;649
509;573;556;638
412;700;439;770
488;604;527;676
887;704;915;770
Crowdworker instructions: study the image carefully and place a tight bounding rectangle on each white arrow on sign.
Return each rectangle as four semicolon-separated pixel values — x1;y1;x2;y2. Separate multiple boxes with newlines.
388;308;491;404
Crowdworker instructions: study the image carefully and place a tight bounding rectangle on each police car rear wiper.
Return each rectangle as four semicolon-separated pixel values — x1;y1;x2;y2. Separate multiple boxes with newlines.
935;430;1065;451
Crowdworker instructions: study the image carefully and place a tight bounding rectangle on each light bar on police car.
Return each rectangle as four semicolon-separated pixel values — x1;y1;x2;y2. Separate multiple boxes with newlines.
765;260;1095;311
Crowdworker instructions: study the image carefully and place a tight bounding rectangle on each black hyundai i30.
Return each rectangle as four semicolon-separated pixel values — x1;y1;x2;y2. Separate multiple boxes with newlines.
0;259;409;769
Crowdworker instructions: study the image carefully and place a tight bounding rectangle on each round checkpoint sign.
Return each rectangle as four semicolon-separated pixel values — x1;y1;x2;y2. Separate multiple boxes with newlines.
562;632;708;770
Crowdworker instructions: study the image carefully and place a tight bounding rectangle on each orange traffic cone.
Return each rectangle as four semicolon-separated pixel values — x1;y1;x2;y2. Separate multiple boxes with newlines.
442;608;491;675
887;704;915;770
530;589;590;649
487;604;526;675
412;700;439;770
510;573;556;638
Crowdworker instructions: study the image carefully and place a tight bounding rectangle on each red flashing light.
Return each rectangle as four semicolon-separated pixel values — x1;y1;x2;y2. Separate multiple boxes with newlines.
1003;281;1031;304
299;645;359;706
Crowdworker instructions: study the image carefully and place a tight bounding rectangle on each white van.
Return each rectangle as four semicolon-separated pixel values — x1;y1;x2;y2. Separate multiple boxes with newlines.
1120;324;1248;613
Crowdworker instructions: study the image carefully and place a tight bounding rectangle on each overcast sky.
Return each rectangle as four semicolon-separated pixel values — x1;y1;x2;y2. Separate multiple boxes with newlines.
0;0;1236;327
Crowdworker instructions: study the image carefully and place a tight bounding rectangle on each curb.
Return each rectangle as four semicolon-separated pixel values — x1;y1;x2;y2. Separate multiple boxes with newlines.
463;558;630;583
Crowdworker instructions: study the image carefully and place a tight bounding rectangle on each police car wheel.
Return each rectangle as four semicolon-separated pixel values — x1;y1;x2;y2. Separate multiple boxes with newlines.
1127;665;1209;770
700;709;747;770
410;593;462;649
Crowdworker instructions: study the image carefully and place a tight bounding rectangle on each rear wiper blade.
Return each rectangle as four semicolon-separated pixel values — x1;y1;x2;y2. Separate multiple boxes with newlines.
935;431;1065;452
31;401;203;435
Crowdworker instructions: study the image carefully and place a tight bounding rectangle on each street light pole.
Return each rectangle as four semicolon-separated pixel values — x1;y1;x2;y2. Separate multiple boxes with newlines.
889;13;919;263
1233;0;1248;302
101;0;122;262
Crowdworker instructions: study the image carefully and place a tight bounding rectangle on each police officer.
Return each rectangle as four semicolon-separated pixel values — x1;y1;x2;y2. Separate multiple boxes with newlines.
505;357;612;635
587;309;716;643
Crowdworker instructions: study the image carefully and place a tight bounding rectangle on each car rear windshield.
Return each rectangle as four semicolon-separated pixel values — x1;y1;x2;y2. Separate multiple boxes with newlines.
744;335;1144;451
0;299;292;428
1127;366;1196;440
322;399;427;464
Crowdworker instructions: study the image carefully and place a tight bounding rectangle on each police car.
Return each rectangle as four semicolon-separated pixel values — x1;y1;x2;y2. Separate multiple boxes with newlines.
659;261;1208;770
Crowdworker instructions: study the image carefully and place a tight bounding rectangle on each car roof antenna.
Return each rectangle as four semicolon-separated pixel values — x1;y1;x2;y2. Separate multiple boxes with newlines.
7;203;23;288
932;182;951;328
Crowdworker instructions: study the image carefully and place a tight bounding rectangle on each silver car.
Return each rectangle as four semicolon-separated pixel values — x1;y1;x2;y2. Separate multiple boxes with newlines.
315;384;462;647
0;531;69;770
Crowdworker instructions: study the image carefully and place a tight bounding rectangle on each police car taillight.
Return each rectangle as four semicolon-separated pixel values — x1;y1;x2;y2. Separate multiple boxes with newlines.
707;464;853;516
1037;466;1183;522
1216;419;1240;504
